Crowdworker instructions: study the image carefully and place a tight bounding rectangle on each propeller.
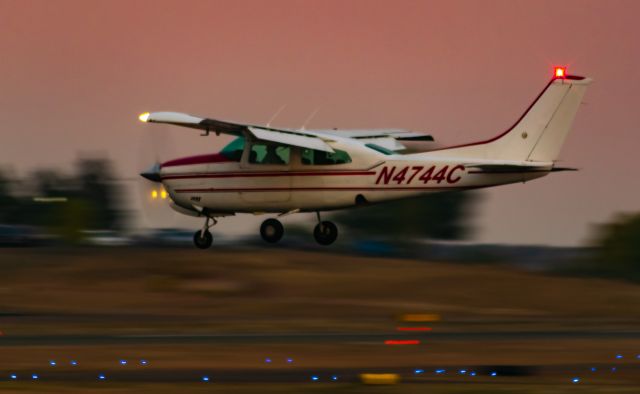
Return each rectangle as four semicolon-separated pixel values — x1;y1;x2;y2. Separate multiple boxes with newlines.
135;124;179;229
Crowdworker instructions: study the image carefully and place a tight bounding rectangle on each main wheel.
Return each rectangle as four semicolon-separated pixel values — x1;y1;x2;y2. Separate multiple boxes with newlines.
260;218;284;243
313;221;338;246
193;230;213;249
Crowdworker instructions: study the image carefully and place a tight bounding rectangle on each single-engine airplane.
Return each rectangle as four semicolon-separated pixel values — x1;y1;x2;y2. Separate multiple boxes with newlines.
139;67;591;248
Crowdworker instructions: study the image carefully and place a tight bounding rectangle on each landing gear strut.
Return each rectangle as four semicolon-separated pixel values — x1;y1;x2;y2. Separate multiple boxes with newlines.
193;216;216;249
260;218;284;244
313;212;338;246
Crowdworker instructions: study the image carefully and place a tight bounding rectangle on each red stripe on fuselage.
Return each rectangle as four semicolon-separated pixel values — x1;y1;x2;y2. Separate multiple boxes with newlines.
173;184;501;193
161;170;376;180
161;153;234;168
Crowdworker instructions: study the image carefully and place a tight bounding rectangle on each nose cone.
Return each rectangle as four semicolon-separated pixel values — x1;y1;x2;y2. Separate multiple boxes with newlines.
140;163;162;182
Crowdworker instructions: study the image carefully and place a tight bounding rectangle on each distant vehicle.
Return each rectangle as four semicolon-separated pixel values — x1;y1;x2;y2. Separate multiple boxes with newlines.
0;224;38;247
138;67;591;249
133;228;195;247
82;230;132;247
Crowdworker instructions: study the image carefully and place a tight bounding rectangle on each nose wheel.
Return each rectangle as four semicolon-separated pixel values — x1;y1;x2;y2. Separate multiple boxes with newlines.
193;230;213;249
313;212;338;246
193;216;216;249
260;218;284;243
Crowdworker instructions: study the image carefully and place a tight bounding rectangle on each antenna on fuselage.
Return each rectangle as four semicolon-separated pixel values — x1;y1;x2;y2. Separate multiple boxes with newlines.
300;107;320;131
266;104;287;128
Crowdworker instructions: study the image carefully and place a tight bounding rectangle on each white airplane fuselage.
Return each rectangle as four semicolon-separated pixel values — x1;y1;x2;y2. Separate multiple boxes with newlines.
160;136;551;214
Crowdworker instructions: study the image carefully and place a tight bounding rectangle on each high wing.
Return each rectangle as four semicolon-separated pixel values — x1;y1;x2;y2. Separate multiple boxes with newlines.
139;112;335;153
309;129;434;151
139;112;433;153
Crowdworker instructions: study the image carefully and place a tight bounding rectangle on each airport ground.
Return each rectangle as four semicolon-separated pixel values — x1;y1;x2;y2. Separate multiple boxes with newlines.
1;247;639;392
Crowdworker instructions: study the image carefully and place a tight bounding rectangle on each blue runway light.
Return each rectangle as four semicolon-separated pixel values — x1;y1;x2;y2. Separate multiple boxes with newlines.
32;374;38;380
414;369;424;375
331;375;338;381
591;367;596;372
98;374;106;380
70;360;78;366
435;369;446;374
49;360;56;366
615;354;623;359
10;374;17;380
119;360;127;365
490;372;497;377
470;371;477;376
265;358;272;363
202;376;210;382
459;369;467;374
311;375;319;381
286;358;293;363
611;367;617;372
572;377;580;383
140;360;148;365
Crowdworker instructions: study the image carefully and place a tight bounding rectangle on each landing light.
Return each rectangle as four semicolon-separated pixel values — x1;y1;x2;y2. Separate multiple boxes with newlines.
554;66;566;78
138;112;151;122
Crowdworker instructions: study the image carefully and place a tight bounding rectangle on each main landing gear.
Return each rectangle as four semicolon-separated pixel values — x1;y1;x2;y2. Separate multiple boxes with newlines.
313;212;338;246
194;213;339;248
193;216;216;249
260;218;284;243
258;212;338;246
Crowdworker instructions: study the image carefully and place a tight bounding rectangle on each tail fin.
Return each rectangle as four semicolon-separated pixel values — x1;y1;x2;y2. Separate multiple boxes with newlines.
426;74;592;162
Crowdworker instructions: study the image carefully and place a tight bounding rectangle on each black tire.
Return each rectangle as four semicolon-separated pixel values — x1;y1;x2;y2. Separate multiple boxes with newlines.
313;221;338;246
193;230;213;249
260;218;284;243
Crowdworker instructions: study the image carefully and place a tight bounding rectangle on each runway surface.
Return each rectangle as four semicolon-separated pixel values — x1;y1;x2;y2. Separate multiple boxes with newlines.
2;330;640;346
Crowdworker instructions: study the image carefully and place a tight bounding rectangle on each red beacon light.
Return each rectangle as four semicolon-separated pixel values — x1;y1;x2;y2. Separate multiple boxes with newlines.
554;66;566;78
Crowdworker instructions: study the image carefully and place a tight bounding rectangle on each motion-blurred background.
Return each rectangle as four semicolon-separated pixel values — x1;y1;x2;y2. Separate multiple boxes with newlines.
1;0;640;392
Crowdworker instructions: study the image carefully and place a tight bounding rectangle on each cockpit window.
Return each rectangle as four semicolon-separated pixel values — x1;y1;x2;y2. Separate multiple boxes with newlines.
249;143;290;165
220;137;245;161
301;149;352;165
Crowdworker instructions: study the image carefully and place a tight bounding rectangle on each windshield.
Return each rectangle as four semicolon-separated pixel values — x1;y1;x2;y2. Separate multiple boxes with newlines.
219;137;245;161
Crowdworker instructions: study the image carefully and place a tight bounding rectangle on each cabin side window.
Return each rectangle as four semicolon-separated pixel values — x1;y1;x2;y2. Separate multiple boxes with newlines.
301;149;352;165
249;143;290;165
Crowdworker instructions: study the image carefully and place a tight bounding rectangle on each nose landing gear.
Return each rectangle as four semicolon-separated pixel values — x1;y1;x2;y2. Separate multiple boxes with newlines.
193;216;216;249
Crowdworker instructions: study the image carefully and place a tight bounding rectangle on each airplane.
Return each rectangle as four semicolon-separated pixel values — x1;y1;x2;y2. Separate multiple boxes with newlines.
139;67;591;249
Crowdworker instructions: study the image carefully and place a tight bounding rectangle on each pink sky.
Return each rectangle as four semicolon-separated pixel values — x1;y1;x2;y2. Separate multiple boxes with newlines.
1;0;639;245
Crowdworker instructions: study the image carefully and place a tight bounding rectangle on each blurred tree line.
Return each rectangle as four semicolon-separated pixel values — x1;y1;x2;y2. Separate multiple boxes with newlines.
586;213;640;282
0;158;123;241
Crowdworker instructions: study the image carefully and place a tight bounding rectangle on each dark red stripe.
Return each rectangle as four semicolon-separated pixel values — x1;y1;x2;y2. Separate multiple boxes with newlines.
161;153;234;168
162;171;376;180
427;77;562;153
173;184;501;193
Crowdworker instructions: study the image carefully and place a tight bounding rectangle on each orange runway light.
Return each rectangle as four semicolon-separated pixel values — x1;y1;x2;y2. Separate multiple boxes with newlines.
396;327;432;332
554;66;566;78
400;313;440;322
385;339;421;345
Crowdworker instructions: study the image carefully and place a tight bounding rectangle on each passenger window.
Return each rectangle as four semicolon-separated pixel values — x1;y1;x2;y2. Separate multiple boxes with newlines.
301;149;352;165
249;143;290;165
